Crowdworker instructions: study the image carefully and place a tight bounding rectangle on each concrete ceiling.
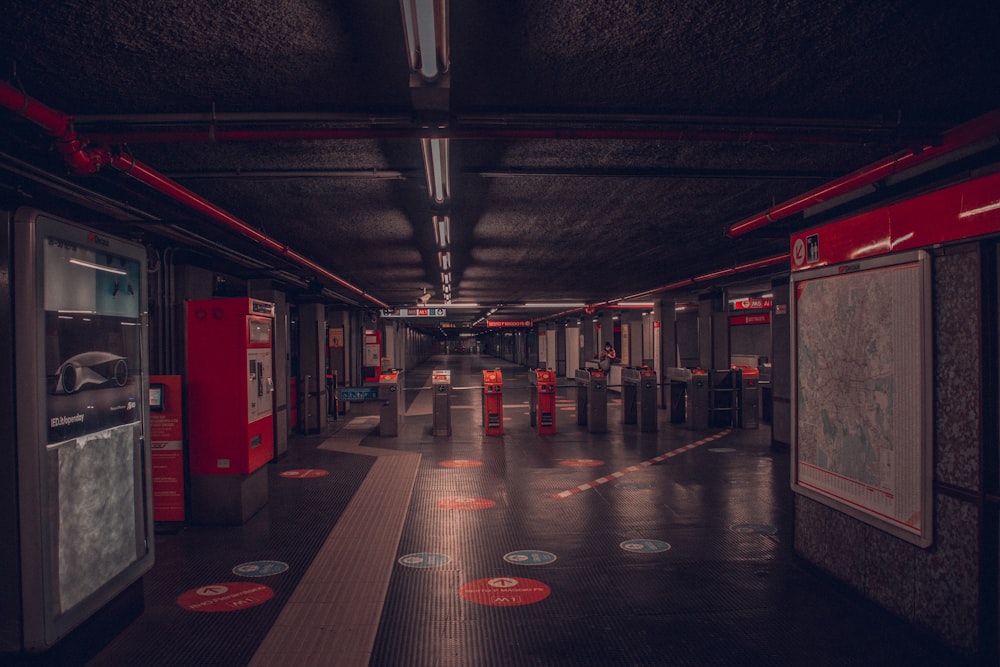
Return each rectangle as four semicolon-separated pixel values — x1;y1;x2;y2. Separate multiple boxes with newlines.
2;1;999;326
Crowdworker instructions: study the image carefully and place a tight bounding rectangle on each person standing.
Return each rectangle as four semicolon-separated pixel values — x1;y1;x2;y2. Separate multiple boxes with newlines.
598;342;617;372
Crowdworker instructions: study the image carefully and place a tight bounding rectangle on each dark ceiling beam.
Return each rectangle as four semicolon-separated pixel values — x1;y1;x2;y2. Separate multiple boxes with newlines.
76;112;928;146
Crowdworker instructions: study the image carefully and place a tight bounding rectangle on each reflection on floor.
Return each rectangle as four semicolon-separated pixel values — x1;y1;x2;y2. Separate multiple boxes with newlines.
22;354;971;666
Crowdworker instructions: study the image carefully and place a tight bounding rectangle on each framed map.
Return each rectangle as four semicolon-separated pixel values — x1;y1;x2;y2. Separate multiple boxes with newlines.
791;250;933;547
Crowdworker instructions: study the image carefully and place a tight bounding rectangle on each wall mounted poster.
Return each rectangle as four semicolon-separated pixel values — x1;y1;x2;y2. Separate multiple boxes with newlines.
791;250;933;547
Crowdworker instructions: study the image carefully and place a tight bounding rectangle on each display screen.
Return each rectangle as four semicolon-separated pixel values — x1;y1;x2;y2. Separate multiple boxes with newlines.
149;383;164;411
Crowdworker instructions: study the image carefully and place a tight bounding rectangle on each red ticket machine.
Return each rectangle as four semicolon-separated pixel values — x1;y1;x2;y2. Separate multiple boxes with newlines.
482;368;503;436
534;368;557;434
187;297;274;523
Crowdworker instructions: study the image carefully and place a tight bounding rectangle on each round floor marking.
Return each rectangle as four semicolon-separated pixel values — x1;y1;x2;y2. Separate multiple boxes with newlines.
437;497;496;510
620;539;671;553
708;448;736;453
559;458;605;467
232;560;289;577
279;468;329;478
730;523;777;535
459;577;551;606
503;550;557;566
177;582;274;612
439;459;483;468
398;552;451;568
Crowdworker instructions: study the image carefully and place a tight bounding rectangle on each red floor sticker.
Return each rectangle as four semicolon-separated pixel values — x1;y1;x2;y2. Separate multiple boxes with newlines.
279;468;329;478
459;577;551;607
437;497;496;510
439;459;484;468
559;459;605;467
177;582;274;612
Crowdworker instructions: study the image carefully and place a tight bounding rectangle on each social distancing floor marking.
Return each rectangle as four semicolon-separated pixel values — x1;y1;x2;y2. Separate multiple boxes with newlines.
551;429;732;499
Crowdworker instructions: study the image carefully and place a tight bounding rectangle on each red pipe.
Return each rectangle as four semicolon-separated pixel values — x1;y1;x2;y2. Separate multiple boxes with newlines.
536;253;790;323
0;82;389;309
726;108;1000;238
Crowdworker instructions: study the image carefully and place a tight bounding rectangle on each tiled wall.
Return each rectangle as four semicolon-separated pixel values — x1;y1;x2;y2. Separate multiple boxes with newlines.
794;243;983;657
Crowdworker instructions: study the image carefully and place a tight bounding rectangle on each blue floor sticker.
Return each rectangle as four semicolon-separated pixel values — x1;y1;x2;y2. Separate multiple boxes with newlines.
504;550;557;566
730;523;777;535
232;560;289;577
398;552;451;568
620;539;671;553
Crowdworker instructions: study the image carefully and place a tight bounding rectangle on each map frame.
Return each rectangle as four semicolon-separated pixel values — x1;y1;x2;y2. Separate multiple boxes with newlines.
790;249;933;548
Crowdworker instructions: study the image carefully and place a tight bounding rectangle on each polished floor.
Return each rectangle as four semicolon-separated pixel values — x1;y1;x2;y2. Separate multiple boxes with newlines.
23;354;975;666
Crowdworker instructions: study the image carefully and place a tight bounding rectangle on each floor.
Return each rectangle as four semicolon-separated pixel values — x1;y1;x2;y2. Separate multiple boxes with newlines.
17;354;975;666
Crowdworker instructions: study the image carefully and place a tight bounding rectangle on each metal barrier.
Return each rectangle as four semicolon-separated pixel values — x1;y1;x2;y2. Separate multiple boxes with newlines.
432;369;452;436
621;366;658;432
574;368;607;433
378;369;403;436
667;367;710;430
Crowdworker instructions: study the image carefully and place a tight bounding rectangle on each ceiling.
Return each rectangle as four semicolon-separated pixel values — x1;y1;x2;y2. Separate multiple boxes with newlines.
2;1;999;329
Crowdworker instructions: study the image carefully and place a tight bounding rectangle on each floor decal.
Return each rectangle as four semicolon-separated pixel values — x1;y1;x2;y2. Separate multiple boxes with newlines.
177;582;274;612
552;430;732;499
398;553;451;568
459;577;551;606
620;539;671;553
232;560;289;577
504;550;557;566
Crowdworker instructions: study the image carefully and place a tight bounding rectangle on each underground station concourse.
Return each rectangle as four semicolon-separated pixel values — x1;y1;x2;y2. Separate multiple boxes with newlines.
4;348;980;667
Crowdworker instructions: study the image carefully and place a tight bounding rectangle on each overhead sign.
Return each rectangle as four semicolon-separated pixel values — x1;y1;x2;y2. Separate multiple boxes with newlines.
487;319;533;328
733;297;773;310
384;308;447;318
730;314;771;326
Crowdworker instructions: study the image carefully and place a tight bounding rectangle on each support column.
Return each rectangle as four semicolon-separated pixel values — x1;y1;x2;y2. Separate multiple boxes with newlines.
298;303;327;433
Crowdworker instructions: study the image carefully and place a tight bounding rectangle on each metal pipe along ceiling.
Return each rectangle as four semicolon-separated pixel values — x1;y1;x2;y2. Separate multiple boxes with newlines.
726;108;1000;238
0;81;390;309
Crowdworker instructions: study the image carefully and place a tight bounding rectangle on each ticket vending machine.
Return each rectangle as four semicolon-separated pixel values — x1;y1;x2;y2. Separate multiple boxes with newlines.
3;209;153;654
533;368;557;434
187;297;274;524
482;368;504;436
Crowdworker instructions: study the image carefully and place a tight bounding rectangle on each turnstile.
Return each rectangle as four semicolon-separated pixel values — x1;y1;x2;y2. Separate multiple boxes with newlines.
667;367;710;430
482;368;504;436
432;369;451;436
735;366;760;429
575;368;607;433
379;369;403;436
622;366;658;432
531;368;557;434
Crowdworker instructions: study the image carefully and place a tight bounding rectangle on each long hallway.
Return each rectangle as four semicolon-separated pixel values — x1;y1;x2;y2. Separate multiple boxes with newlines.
34;354;972;666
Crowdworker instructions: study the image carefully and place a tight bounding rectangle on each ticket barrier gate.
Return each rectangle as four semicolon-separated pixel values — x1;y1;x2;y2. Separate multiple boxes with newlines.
735;366;760;429
482;368;504;436
379;369;403;436
667;367;709;430
575;368;607;433
621;366;658;432
432;369;452;436
530;368;557;434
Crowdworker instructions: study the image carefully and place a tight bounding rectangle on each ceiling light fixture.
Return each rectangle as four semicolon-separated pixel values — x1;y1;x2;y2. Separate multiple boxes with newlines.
434;214;450;248
421;138;450;204
438;250;451;271
400;0;448;82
